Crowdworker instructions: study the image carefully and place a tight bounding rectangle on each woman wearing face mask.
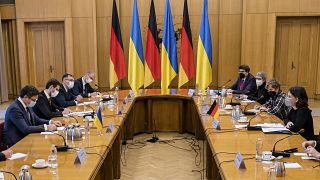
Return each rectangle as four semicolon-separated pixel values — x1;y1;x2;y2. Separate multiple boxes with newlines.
33;78;71;120
256;79;289;120
241;72;269;104
284;86;315;140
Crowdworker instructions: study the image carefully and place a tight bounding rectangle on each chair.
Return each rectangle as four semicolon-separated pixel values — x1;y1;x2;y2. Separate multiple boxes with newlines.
0;122;7;151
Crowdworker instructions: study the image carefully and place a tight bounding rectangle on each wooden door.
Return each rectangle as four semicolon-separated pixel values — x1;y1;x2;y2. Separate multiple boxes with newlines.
274;17;319;98
26;22;66;90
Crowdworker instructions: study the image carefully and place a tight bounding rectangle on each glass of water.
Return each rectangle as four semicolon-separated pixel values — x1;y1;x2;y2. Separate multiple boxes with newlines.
48;155;58;174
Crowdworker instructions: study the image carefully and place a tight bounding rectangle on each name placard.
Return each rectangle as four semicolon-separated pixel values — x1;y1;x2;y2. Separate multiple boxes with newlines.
201;104;209;114
128;90;135;98
170;89;177;95
106;121;115;133
212;119;221;130
74;148;87;165
188;89;195;97
118;105;124;115
234;152;246;169
123;96;128;104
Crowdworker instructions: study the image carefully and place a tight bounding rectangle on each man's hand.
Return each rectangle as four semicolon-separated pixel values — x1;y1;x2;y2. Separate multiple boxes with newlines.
2;149;13;159
285;122;294;129
302;140;316;150
47;124;57;131
62;108;71;115
76;95;83;102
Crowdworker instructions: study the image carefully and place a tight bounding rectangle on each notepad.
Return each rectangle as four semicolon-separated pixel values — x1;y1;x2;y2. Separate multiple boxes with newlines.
57;126;65;131
241;100;255;103
8;153;27;160
0;172;4;180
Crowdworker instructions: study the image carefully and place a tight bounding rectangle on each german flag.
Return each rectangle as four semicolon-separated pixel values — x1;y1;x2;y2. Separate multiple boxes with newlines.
207;100;219;118
144;0;161;88
178;0;195;87
109;0;126;89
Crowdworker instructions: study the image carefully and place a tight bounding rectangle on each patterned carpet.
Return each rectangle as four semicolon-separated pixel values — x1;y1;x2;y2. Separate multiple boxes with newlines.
119;133;206;180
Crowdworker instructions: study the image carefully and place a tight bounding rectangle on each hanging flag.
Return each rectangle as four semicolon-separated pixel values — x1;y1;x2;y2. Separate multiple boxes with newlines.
207;100;219;119
128;0;144;95
196;0;212;93
178;0;195;88
145;0;161;88
161;0;178;94
94;106;103;131
109;0;126;89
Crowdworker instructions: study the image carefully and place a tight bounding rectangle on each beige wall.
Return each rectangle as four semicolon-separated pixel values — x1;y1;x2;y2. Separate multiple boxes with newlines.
3;0;320;95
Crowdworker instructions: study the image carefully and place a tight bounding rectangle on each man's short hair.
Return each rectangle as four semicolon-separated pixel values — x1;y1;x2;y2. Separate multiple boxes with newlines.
45;78;60;89
20;85;39;98
62;73;73;81
238;64;250;72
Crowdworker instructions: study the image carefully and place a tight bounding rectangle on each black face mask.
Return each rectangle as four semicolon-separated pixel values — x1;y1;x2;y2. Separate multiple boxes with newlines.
239;73;245;79
268;91;276;98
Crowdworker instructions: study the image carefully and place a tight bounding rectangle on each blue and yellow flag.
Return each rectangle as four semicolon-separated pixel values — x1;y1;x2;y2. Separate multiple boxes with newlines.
128;0;144;95
196;0;212;93
94;106;103;131
161;0;178;94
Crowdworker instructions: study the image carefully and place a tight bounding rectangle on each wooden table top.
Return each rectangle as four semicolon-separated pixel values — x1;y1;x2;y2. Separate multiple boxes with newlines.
0;89;319;179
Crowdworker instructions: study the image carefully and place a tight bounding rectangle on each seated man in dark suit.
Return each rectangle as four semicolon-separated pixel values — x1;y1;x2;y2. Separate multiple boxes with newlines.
4;85;61;147
228;64;257;95
52;73;83;108
33;78;71;120
71;71;99;98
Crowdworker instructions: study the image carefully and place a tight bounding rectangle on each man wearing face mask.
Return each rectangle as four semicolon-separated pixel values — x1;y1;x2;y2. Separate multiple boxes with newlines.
4;85;61;147
228;64;257;95
33;78;71;120
240;71;269;104
256;79;289;120
71;71;99;98
52;74;83;108
284;86;315;140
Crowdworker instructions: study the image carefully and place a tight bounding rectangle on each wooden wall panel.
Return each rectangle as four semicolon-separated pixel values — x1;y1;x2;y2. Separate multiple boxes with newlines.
246;0;269;14
0;4;15;19
72;18;97;78
15;0;71;18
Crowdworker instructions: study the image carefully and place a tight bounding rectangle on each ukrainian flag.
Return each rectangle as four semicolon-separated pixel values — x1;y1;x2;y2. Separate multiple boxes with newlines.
128;0;144;95
94;106;103;131
196;0;212;94
161;0;178;94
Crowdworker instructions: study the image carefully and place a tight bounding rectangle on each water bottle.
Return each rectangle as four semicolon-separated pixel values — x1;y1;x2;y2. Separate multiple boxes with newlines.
85;116;90;134
206;87;211;105
19;165;32;180
221;86;227;97
255;138;263;162
231;106;236;120
235;105;241;121
219;96;226;109
114;87;119;104
48;145;58;171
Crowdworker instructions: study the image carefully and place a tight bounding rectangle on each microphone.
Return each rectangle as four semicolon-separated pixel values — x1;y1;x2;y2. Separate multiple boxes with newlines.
272;129;305;157
50;132;69;152
243;95;264;115
228;95;241;106
218;79;231;89
246;113;262;130
68;115;79;124
85;104;95;118
94;84;101;92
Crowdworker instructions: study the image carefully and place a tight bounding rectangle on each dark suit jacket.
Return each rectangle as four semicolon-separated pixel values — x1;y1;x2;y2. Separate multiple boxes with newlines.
247;82;269;104
52;84;76;108
0;152;5;161
70;77;95;98
231;73;257;95
32;91;63;120
4;99;49;147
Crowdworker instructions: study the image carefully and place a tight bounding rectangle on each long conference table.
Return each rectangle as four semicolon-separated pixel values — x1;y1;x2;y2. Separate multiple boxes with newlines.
0;89;319;179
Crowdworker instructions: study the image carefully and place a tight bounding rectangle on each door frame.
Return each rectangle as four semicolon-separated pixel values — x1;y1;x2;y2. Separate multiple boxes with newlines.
16;18;73;87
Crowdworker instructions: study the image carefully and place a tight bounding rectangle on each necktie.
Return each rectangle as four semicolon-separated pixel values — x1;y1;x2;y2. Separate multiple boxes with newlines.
239;80;245;91
26;108;35;126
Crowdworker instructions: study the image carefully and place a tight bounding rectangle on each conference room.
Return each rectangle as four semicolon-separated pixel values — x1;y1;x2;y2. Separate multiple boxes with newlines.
0;0;319;179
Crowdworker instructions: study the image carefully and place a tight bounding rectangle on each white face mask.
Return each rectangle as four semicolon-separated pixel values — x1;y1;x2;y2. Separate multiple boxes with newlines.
51;90;59;98
86;78;93;84
67;81;74;89
27;100;37;108
256;80;263;87
285;97;293;107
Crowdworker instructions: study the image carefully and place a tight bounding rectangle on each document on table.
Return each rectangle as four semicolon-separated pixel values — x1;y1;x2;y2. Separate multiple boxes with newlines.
41;131;58;135
246;109;260;113
241;100;255;103
284;162;302;168
262;127;291;134
8;153;27;160
68;111;93;116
